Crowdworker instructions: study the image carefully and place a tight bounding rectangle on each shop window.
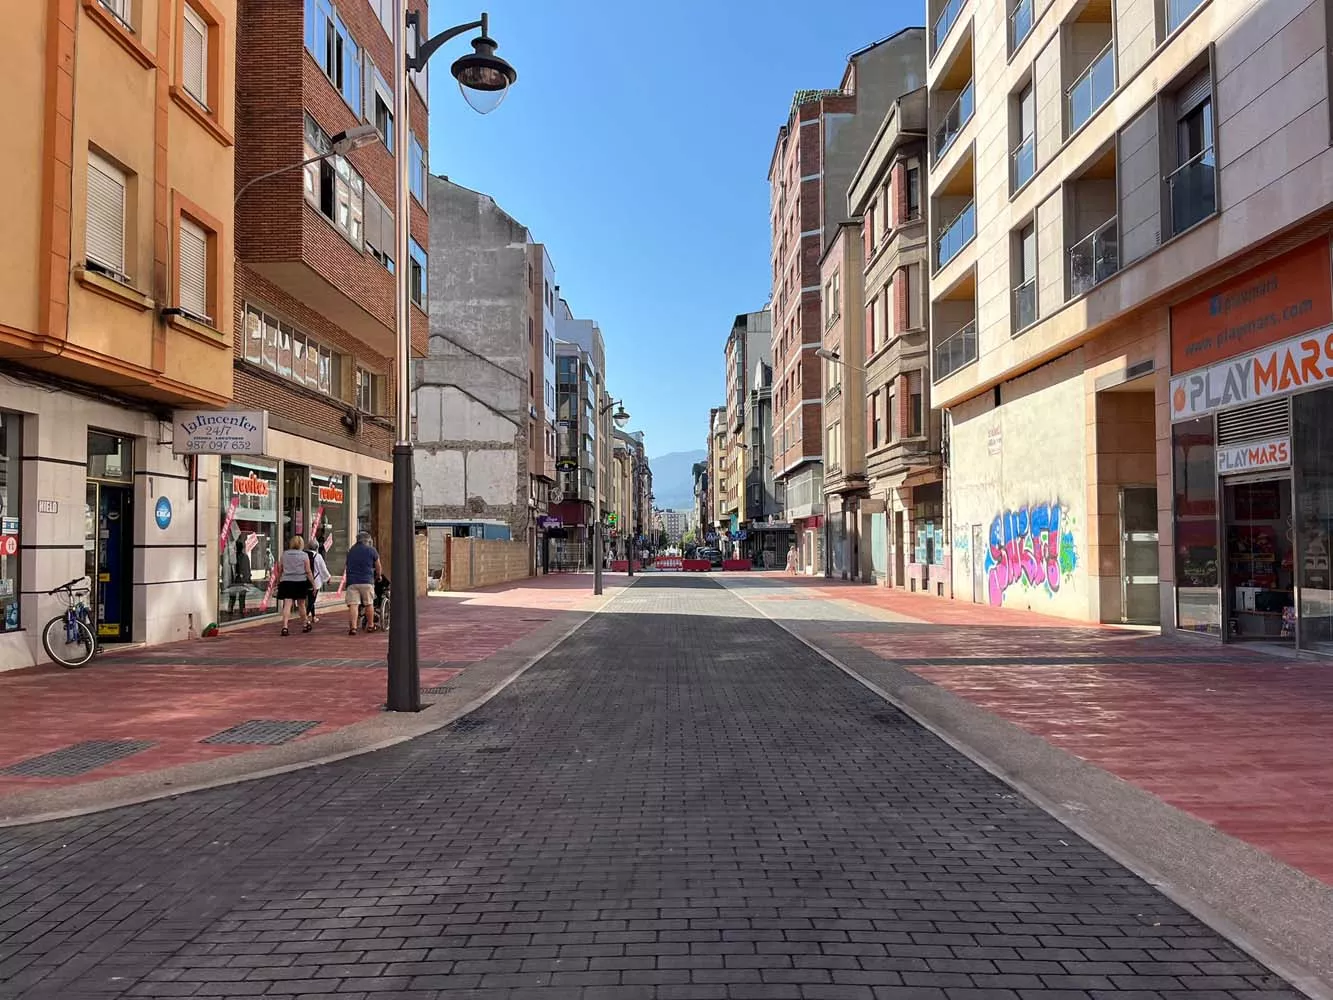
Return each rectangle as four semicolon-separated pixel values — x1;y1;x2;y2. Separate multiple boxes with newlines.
0;412;21;633
219;458;278;621
1294;390;1333;652
309;471;347;581
1172;416;1220;635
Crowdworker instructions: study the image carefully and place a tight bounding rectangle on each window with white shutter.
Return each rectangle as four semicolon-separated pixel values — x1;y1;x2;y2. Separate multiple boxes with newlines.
182;5;208;107
86;151;127;278
177;217;209;321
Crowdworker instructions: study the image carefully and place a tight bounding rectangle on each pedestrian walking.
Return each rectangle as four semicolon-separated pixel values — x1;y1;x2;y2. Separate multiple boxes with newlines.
785;544;798;575
306;537;330;622
345;531;383;635
277;535;316;636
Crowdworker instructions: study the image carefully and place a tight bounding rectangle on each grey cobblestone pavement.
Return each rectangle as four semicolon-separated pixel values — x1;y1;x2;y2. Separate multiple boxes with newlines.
0;577;1303;999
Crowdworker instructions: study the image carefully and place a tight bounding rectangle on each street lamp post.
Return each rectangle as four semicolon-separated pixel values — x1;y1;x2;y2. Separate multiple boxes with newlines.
386;3;516;713
593;400;630;596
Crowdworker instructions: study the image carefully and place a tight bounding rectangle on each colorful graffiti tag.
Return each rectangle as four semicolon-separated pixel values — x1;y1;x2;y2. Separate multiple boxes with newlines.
984;502;1078;606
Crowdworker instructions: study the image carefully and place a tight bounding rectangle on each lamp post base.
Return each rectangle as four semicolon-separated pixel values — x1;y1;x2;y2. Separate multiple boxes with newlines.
386;442;421;713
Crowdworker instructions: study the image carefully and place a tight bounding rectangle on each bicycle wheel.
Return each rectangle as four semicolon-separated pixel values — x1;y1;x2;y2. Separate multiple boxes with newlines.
42;615;96;668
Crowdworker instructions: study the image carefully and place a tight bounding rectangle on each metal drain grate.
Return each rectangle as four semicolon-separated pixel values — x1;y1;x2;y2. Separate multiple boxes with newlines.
421;685;454;695
1;740;155;777
201;720;321;745
448;717;488;734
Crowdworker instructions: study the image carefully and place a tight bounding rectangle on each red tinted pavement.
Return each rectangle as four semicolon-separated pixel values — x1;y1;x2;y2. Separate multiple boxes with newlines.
815;581;1333;886
0;575;608;798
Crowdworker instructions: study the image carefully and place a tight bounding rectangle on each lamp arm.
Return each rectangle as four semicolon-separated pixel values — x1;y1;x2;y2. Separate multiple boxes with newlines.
406;12;485;73
235;152;329;205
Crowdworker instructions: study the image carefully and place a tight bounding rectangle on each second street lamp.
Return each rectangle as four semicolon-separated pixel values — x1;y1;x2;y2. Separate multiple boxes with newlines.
385;4;517;714
593;400;630;597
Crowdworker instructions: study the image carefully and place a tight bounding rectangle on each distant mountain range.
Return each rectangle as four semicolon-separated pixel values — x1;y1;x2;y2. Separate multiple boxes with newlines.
649;449;706;510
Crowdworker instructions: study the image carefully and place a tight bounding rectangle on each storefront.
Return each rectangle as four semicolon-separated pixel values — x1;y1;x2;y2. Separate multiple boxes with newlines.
0;412;20;635
1168;237;1333;651
215;428;389;624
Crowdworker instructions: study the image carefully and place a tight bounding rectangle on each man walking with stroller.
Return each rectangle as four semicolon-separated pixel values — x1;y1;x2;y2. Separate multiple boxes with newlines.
345;531;383;635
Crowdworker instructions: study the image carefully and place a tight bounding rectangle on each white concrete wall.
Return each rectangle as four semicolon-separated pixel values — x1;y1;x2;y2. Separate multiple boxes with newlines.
948;350;1090;619
0;381;220;670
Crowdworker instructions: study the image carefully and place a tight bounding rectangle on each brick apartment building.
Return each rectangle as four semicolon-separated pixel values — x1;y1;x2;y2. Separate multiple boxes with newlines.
228;0;429;620
767;28;925;575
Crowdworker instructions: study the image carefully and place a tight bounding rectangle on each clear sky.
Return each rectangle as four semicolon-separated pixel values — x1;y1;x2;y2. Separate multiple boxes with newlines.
426;0;919;457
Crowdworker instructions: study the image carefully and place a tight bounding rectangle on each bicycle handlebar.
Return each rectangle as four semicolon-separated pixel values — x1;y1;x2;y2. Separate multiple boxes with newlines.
47;576;90;596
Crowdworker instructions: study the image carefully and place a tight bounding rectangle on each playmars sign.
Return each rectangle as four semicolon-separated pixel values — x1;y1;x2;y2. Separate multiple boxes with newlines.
1169;326;1333;421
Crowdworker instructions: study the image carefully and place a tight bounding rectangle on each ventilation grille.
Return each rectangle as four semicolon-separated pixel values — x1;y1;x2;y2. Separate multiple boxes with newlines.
1217;398;1290;446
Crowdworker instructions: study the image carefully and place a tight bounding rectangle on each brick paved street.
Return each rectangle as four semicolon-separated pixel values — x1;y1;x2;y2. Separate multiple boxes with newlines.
0;577;1304;999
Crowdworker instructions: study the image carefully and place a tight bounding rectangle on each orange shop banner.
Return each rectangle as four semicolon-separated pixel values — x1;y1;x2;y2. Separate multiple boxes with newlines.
1170;325;1333;421
1170;239;1332;374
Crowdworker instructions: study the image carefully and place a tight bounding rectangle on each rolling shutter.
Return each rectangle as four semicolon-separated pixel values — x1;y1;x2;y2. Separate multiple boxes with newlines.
178;217;209;320
182;5;207;106
86;152;127;277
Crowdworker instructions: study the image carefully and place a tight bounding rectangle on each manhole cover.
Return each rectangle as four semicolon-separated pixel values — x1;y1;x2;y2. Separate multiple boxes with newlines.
422;685;454;695
474;746;512;754
201;720;321;745
449;717;488;733
869;711;909;727
1;740;155;777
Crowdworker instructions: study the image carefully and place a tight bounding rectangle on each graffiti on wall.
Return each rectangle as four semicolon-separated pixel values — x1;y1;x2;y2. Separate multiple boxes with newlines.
984;502;1078;606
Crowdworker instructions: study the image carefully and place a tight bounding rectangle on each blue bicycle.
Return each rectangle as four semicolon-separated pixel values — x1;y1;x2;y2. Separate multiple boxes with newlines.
42;576;98;668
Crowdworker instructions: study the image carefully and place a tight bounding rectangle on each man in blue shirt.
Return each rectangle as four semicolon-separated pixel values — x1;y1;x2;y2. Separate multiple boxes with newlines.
345;531;383;634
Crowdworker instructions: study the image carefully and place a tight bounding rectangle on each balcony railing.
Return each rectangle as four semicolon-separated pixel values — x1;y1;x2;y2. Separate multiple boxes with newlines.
933;0;965;52
934;321;977;380
1068;216;1119;298
1166;147;1216;236
935;201;976;270
1067;41;1115;133
934;82;975;161
1010;0;1033;50
1011;132;1035;189
1013;278;1037;331
1167;0;1205;32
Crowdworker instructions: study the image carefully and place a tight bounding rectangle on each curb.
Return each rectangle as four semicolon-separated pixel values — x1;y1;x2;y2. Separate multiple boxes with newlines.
720;577;1333;1000
0;582;635;828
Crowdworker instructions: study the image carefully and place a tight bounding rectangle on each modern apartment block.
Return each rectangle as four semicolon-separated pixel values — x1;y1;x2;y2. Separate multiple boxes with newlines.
928;0;1333;650
722;310;786;565
413;177;555;573
230;0;429;619
768;28;926;575
835;86;943;591
1;0;237;667
612;428;648;560
551;307;609;568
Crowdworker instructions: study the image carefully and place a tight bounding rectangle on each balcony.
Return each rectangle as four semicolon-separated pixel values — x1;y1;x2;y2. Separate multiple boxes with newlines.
1167;0;1205;33
934;82;975;162
1067;41;1114;134
1166;147;1216;236
1010;0;1033;50
935;201;975;270
933;0;965;54
1011;132;1035;189
1068;217;1119;298
934;320;977;380
1013;278;1037;331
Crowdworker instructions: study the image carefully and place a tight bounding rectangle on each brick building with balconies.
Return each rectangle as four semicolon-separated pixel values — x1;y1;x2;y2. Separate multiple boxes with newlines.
228;0;429;620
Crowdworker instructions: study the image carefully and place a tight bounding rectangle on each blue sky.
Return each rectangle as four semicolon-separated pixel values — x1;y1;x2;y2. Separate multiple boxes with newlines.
426;1;919;457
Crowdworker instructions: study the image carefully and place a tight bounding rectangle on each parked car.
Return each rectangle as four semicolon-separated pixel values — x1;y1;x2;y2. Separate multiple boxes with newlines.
697;547;723;567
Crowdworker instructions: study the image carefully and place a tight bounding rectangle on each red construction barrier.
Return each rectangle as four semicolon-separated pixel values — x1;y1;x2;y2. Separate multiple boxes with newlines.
682;559;712;572
722;559;751;571
654;556;683;571
610;560;643;572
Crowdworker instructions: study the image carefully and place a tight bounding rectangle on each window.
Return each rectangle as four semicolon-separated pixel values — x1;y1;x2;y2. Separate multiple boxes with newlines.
1013;83;1035;189
1168;72;1216;235
1014;222;1037;330
363;189;394;272
368;0;394;36
528;317;534;343
887;381;897;442
826;421;842;470
305;0;360;113
867;200;878;251
410;134;427;203
356;368;384;414
304;113;364;248
870;390;882;448
866;296;880;354
0;412;21;634
99;0;132;27
408;238;427;307
243;303;340;397
908;371;924;437
370;64;393;151
182;4;208;107
906;166;921;219
86;150;128;279
177;216;209;321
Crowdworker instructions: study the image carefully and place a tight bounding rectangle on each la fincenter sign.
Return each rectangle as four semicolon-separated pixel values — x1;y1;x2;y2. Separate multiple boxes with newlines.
173;410;268;455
